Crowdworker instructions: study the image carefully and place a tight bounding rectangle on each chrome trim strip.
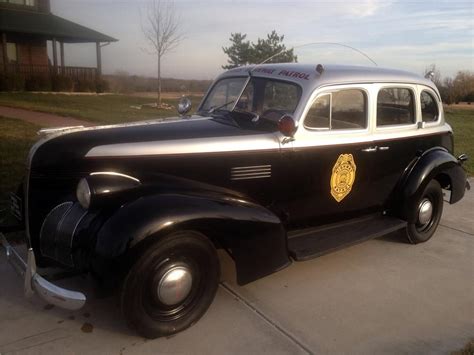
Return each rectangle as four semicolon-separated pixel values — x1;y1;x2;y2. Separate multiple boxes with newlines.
231;165;271;170
86;134;280;158
38;126;84;136
231;175;271;181
90;171;141;183
232;172;272;177
232;168;272;174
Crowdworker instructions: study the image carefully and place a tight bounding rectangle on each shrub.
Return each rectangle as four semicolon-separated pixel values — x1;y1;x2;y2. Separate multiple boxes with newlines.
0;74;26;91
25;75;52;91
74;78;96;92
95;78;110;93
52;75;73;92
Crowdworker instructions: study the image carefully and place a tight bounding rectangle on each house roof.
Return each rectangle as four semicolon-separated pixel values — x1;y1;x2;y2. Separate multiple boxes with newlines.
0;8;117;43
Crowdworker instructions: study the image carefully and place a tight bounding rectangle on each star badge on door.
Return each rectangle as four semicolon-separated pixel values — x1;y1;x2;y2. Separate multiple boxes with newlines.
330;154;357;202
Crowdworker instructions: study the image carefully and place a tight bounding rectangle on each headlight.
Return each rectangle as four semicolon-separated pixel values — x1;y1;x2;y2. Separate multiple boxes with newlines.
76;178;91;209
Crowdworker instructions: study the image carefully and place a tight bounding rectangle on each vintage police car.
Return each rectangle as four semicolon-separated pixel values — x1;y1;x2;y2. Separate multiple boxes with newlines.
0;63;469;338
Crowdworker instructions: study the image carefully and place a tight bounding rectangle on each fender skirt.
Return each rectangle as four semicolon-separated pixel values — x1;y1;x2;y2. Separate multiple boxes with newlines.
95;193;291;285
400;148;467;222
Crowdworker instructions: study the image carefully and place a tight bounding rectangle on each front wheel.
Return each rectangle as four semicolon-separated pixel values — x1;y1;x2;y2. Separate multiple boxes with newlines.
121;231;220;339
405;180;443;244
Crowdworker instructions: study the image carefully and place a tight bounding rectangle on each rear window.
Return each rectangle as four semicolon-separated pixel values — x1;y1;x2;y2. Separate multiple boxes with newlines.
377;88;415;126
421;91;439;122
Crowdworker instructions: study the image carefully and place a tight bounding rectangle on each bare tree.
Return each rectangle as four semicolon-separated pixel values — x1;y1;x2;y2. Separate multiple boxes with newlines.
141;0;183;107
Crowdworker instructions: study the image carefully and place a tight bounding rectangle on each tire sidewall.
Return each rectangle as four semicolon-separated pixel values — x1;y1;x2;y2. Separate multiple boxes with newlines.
406;180;443;244
121;230;220;338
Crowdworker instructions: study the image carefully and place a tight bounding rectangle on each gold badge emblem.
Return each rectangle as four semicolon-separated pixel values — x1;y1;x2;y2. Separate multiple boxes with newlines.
330;154;356;202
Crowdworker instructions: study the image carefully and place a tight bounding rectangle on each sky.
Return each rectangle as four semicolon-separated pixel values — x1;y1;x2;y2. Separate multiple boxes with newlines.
50;0;474;80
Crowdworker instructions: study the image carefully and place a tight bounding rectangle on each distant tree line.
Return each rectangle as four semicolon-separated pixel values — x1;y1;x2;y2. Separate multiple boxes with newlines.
424;65;473;104
425;64;474;105
105;71;212;94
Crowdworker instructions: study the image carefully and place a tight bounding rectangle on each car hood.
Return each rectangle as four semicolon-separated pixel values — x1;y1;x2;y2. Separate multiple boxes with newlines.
30;115;278;174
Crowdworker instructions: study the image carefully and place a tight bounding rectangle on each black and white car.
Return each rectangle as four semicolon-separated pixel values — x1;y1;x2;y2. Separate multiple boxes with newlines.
1;63;469;338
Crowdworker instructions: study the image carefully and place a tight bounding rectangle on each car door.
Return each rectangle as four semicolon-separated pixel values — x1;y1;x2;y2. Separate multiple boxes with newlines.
369;84;420;208
279;85;380;228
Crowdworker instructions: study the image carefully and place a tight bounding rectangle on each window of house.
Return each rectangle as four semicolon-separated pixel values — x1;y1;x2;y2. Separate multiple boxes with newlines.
0;0;35;5
6;43;17;63
420;91;439;122
305;89;367;130
377;88;415;126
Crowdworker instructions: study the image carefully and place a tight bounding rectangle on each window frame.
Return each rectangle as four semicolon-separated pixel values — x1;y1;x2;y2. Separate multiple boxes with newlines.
419;88;442;127
303;86;369;133
375;85;418;132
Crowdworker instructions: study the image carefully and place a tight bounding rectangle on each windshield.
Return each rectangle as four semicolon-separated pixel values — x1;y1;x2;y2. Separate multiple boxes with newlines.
199;77;302;121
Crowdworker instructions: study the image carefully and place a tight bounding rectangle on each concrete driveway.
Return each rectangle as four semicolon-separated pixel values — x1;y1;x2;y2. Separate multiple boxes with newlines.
1;189;473;354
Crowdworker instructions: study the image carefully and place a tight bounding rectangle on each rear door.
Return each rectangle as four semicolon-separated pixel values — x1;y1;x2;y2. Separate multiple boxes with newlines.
370;84;420;208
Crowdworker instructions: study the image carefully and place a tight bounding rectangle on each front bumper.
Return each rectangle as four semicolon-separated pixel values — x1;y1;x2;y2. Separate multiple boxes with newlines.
0;233;86;311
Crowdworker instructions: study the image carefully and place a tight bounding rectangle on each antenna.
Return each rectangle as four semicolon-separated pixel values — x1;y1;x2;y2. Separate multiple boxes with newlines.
252;42;378;73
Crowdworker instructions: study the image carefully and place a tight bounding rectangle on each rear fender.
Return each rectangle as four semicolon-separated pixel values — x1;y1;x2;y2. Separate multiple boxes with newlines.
397;147;466;222
95;193;290;285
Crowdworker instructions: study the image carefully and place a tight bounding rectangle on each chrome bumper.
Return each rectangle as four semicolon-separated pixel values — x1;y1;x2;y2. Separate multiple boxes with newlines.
0;233;86;310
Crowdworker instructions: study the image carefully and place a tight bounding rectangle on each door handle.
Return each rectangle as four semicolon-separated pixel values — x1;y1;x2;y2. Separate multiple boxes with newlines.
361;146;377;152
378;146;390;151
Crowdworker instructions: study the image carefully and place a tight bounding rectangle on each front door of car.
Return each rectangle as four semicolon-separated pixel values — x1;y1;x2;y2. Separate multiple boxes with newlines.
280;86;380;228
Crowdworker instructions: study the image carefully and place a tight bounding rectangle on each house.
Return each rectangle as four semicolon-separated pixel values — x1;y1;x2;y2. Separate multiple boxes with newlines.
0;0;117;90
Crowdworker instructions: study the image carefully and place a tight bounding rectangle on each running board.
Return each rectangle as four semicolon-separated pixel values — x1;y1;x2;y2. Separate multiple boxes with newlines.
287;215;407;261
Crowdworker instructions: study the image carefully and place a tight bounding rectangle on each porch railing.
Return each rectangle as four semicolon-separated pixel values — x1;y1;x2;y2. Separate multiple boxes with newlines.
2;64;98;81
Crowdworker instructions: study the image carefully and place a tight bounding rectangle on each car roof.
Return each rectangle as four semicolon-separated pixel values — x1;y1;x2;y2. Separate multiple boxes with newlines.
218;63;438;92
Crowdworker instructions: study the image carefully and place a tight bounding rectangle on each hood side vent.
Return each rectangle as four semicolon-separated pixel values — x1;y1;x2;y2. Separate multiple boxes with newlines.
231;165;271;181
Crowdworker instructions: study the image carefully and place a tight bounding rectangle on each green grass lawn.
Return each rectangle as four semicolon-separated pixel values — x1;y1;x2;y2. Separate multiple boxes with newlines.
0;117;39;203
445;108;474;175
0;92;204;125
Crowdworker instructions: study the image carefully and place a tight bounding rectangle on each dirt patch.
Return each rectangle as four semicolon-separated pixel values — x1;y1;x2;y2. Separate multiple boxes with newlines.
0;106;91;128
81;323;94;333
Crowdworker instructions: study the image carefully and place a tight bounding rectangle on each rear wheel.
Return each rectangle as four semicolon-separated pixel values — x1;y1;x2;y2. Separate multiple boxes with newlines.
121;231;220;338
405;180;443;244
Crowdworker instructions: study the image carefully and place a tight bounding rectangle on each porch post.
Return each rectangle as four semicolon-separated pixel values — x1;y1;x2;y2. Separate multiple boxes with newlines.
52;38;58;75
60;41;65;73
96;42;102;77
2;33;7;73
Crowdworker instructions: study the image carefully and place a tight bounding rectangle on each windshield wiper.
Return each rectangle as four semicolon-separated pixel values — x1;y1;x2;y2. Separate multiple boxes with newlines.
208;100;234;113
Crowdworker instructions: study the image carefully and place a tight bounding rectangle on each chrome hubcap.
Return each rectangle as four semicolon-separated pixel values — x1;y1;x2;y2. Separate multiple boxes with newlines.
157;265;193;306
418;198;433;226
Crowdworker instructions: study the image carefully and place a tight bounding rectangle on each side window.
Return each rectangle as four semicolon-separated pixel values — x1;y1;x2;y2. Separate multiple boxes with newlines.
332;90;367;129
305;94;330;129
305;89;367;130
262;81;300;113
420;91;439;122
377;88;415;126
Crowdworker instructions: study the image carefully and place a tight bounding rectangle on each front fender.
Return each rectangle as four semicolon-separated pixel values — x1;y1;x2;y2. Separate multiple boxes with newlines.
95;193;290;285
399;147;466;222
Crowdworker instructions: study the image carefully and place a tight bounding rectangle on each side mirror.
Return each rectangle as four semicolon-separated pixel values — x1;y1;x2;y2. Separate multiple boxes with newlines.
278;114;297;137
177;96;192;116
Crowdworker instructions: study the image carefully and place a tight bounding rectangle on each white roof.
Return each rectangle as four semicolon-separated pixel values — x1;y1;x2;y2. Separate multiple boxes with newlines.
219;63;437;92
